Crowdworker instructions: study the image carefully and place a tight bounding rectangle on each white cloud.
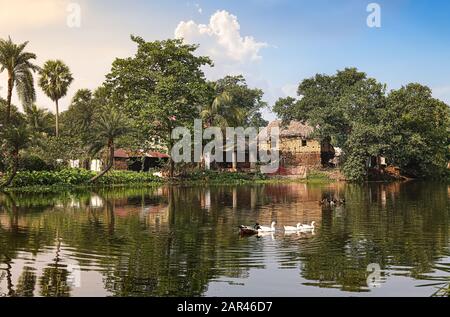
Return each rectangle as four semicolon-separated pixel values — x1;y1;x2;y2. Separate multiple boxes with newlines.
175;10;267;67
0;0;70;30
175;10;274;120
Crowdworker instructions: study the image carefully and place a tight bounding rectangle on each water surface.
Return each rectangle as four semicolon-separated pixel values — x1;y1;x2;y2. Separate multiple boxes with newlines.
0;182;449;297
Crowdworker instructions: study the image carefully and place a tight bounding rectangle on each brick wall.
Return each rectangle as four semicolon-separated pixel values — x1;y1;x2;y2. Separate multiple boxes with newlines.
114;158;128;170
282;152;322;167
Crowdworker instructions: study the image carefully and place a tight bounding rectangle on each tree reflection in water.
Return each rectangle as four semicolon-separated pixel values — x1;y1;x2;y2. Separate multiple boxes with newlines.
0;182;448;296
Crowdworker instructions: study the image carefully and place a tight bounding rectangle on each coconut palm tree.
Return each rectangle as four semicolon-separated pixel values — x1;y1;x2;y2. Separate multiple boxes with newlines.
200;82;246;170
200;88;232;129
89;106;131;183
38;60;73;137
0;37;39;124
65;89;96;137
24;103;54;136
0;125;30;188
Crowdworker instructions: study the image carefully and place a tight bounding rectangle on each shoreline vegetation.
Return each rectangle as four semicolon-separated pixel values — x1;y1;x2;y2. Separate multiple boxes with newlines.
1;168;336;193
0;167;434;194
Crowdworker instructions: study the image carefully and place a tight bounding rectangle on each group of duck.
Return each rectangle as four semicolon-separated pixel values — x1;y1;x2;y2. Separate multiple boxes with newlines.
239;221;316;236
319;198;345;207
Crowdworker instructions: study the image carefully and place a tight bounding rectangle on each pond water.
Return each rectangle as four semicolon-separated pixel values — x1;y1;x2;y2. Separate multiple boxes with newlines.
0;182;449;297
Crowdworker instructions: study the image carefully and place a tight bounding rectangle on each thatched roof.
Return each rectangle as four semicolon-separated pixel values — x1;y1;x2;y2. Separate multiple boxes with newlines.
260;120;315;139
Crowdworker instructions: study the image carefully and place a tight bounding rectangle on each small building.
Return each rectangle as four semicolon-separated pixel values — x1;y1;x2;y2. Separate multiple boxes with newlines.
90;159;102;172
260;120;335;175
367;156;388;169
113;149;169;172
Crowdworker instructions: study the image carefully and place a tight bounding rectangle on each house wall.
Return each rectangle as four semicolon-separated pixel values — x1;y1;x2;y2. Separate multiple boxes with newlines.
114;158;128;170
280;137;321;153
280;138;322;167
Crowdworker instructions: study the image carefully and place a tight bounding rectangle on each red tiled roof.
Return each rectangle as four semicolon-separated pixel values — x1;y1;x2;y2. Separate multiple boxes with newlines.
114;149;130;158
147;151;170;159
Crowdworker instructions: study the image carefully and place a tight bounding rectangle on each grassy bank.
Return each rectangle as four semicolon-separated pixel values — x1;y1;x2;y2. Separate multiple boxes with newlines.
1;168;336;193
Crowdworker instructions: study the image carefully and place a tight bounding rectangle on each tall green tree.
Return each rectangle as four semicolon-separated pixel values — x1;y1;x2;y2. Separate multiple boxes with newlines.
201;84;233;129
0;124;30;188
202;75;268;129
0;37;39;124
89;106;131;183
62;89;96;139
105;35;212;177
384;84;450;177
38;60;73;137
273;68;388;181
23;103;54;137
1;99;25;173
0;97;23;127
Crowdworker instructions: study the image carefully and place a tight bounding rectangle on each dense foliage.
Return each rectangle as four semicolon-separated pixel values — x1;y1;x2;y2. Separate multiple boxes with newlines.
273;68;450;181
1;36;449;188
10;169;162;187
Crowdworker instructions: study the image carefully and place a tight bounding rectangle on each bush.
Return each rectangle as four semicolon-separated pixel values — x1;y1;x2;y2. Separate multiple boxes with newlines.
10;169;162;187
342;153;368;182
96;170;162;185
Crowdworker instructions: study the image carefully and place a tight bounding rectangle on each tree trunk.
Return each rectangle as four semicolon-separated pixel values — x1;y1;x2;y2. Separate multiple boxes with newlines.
0;150;19;189
55;99;60;137
169;157;174;178
168;127;174;178
84;158;90;169
232;150;237;172
5;73;14;125
90;141;114;183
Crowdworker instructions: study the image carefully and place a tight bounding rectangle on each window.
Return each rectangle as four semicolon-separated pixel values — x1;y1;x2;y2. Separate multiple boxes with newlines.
301;140;307;147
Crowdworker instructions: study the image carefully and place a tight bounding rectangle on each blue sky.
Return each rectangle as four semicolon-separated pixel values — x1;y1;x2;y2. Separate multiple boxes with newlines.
1;0;449;120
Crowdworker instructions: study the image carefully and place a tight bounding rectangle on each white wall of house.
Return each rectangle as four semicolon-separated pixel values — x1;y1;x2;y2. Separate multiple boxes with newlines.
69;160;80;168
90;159;102;172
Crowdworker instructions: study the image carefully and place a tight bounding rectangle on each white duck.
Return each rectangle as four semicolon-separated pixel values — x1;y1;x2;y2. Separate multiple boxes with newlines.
258;221;276;232
284;223;301;231
299;221;316;231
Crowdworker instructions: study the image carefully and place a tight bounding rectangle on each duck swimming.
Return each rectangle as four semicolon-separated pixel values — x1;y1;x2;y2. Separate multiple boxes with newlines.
238;223;261;235
258;221;277;232
299;221;316;231
284;223;301;231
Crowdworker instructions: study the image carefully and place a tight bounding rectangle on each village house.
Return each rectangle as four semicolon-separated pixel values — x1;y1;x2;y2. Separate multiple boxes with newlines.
69;149;169;173
112;149;169;172
259;120;335;175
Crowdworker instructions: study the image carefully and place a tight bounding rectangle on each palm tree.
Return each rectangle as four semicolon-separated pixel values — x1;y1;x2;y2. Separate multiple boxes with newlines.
38;60;73;137
200;89;233;129
66;89;96;136
89;106;131;183
0;125;30;188
24;103;53;136
0;37;39;124
200;83;246;170
200;83;246;129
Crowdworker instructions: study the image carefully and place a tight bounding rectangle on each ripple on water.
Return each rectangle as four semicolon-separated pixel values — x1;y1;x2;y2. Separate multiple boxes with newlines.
0;182;449;297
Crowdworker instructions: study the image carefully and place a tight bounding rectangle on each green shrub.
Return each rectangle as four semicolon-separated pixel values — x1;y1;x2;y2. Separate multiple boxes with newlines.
177;170;268;183
11;169;162;187
96;170;162;185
